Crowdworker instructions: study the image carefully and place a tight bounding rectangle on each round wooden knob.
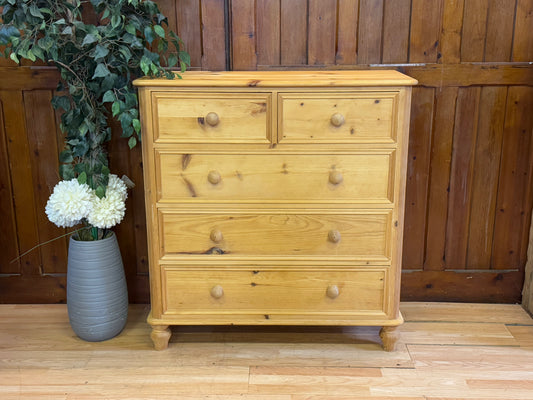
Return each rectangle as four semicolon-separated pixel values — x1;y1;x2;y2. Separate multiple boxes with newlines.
328;230;341;243
207;170;221;185
210;285;224;299
326;285;339;299
206;112;219;126
330;113;345;127
329;171;343;185
210;229;223;243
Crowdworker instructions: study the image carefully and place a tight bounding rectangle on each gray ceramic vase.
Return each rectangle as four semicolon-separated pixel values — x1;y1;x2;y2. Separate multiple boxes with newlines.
67;232;128;341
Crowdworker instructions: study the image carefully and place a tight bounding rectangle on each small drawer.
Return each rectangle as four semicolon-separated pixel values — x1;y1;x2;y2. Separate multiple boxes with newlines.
160;210;392;260
156;151;395;203
152;92;271;143
161;268;386;316
278;92;398;144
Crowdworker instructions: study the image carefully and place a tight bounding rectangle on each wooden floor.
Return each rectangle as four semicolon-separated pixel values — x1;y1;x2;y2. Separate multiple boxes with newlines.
0;303;532;399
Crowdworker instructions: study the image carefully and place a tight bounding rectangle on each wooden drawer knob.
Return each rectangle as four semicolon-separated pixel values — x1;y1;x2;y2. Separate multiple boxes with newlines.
329;171;343;185
326;285;339;299
210;229;223;243
208;170;222;185
206;112;219;126
210;285;224;299
328;230;341;243
330;113;345;127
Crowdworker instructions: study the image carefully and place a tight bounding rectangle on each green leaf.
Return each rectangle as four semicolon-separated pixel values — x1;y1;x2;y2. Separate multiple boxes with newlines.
29;4;44;18
26;49;36;62
102;90;115;103
111;15;121;29
132;118;141;134
112;101;120;117
143;26;154;44
128;136;137;149
82;34;98;47
94;44;109;60
59;164;75;180
179;51;191;66
77;171;87;185
92;63;110;79
59;150;74;163
95;185;105;199
154;25;165;38
9;52;19;64
102;165;110;176
140;55;150;75
167;53;178;68
125;24;136;35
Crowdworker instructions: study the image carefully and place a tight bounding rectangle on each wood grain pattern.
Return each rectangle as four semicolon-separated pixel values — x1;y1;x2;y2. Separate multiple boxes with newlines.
484;0;516;61
382;0;410;63
461;0;489;62
280;0;307;65
357;0;383;64
439;0;465;64
201;0;227;70
256;0;280;66
409;0;443;63
308;0;336;65
231;0;257;70
335;0;359;65
176;0;202;68
513;0;533;62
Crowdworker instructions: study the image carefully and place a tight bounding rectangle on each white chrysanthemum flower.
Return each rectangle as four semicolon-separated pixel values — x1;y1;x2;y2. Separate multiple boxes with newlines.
45;179;93;228
107;174;128;202
87;190;126;229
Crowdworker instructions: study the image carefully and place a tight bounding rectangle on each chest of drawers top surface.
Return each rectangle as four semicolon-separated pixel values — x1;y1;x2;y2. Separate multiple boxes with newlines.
135;71;415;351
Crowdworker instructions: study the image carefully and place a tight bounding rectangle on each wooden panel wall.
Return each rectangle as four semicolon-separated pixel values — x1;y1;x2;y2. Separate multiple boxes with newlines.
1;0;532;303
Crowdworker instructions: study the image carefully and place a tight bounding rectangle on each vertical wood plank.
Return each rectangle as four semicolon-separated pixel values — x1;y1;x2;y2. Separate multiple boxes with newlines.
382;0;411;63
484;0;516;61
23;90;67;275
513;0;533;62
0;90;40;276
402;88;434;269
358;0;384;64
176;0;202;68
424;87;458;270
445;87;481;269
201;0;228;71
280;0;307;65
155;0;177;64
492;86;533;269
439;0;465;64
256;0;280;66
409;0;444;63
461;0;489;62
308;0;337;65
335;0;359;65
231;0;258;70
466;87;507;269
0;97;20;274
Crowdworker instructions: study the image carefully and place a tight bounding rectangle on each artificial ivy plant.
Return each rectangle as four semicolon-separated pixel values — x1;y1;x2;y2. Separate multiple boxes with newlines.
0;0;189;196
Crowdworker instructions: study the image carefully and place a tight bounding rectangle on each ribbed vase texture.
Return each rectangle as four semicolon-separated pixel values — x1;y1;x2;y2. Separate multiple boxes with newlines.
67;233;128;341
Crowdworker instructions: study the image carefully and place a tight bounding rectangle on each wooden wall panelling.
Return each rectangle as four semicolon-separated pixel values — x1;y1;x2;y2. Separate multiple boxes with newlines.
466;87;507;269
444;87;481;268
230;0;257;70
201;0;227;70
439;0;465;64
513;0;533;61
492;87;533;269
176;0;202;68
484;0;516;61
0;96;20;274
409;0;444;63
256;0;280;66
335;0;359;65
460;0;489;62
23;90;67;274
307;0;336;65
402;87;435;269
357;0;383;64
280;0;307;65
155;0;177;65
382;0;410;64
423;87;457;271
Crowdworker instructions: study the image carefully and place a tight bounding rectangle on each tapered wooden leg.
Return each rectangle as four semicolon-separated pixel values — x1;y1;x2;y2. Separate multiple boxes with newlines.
150;325;171;350
380;325;400;352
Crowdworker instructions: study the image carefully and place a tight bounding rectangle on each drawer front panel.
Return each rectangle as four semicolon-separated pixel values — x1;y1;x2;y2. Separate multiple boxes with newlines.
162;268;385;314
160;211;392;259
153;92;271;143
157;151;395;203
279;92;398;143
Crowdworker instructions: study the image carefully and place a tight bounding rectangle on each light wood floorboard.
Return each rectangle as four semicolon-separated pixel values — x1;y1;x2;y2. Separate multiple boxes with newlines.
0;302;531;399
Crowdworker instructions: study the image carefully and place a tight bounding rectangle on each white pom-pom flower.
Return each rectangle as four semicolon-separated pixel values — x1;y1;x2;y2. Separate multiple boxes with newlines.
87;190;126;229
45;179;94;228
107;174;128;202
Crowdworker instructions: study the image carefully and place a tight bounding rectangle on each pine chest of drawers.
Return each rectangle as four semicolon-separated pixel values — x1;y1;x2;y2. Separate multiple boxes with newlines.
134;71;416;351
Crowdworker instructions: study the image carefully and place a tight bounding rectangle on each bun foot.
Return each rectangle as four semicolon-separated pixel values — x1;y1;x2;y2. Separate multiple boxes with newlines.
379;325;400;352
151;325;171;350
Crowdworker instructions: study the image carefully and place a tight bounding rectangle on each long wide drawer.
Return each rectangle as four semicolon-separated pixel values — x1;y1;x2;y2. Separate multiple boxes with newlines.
161;268;386;316
279;91;398;144
156;151;395;203
160;210;392;260
152;92;271;143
